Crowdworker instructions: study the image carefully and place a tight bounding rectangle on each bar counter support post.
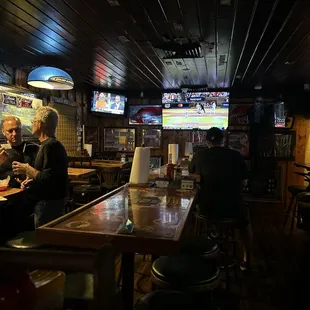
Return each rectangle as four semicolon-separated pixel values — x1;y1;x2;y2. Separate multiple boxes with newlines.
93;245;117;310
121;252;135;310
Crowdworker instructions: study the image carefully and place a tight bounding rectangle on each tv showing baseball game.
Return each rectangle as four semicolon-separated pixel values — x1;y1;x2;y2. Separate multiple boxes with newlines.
128;105;162;125
91;91;127;116
162;91;229;130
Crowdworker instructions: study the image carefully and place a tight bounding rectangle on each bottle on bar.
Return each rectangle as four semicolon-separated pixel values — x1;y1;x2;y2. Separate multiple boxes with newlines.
166;153;175;181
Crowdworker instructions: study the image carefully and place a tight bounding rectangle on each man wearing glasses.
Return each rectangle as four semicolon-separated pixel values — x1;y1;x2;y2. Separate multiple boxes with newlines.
0;116;38;187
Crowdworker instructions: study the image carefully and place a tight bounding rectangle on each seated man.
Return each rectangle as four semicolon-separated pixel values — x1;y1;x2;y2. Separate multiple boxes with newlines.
12;106;68;227
0;116;38;187
188;127;252;270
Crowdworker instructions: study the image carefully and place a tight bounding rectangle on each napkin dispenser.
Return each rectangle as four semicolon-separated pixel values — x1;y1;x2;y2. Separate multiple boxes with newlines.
117;219;134;234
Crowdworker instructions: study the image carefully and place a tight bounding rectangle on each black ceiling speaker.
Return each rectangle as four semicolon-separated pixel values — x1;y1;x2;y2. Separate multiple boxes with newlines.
154;40;202;59
180;84;209;92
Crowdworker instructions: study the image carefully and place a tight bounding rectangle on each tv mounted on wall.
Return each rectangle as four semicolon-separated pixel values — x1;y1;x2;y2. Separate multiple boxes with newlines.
91;91;127;116
128;105;162;125
162;91;229;130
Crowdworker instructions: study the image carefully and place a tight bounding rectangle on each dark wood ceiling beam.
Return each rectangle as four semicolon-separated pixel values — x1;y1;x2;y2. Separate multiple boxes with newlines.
250;0;300;81
224;0;238;87
214;0;218;87
240;0;279;83
118;0;182;88
30;0;155;87
72;0;164;88
4;0;136;87
231;0;259;86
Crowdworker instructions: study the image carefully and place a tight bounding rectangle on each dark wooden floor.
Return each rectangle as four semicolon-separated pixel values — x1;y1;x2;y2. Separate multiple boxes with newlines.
64;202;308;310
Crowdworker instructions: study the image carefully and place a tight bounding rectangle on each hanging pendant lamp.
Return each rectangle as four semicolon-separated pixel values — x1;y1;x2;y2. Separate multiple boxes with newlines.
27;66;74;90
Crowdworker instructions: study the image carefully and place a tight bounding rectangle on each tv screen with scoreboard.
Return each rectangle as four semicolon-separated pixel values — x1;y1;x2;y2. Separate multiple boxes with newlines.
162;91;229;130
91;91;127;116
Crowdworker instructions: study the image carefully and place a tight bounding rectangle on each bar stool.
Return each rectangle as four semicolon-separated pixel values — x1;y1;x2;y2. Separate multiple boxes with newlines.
283;163;310;235
180;236;219;260
6;230;42;249
72;184;102;208
194;213;238;290
134;290;194;310
150;255;220;303
283;185;308;235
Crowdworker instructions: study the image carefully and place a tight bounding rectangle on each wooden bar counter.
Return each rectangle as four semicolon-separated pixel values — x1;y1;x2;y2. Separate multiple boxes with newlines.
37;184;197;310
149;166;201;183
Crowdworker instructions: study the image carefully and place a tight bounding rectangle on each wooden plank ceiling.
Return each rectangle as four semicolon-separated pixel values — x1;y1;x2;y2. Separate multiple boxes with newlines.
0;0;309;90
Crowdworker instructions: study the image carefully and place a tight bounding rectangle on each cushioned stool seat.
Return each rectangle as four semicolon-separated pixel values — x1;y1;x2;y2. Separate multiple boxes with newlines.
31;270;65;310
73;184;101;206
151;255;220;292
288;185;308;195
134;290;193;310
6;231;42;249
181;236;219;259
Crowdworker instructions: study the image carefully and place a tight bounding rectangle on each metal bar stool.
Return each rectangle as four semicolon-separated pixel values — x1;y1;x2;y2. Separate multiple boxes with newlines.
150;255;220;297
194;212;238;291
283;164;310;235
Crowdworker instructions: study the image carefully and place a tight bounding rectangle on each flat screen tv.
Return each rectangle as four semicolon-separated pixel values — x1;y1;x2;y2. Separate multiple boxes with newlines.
162;91;229;130
91;91;127;116
128;105;162;125
274;101;286;128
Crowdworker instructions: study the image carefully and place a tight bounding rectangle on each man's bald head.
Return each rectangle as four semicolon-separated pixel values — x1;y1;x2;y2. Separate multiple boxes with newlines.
1;116;21;129
1;116;22;146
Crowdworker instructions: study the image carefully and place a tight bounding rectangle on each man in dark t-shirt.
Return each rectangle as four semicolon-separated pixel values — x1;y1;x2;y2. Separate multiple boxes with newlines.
189;127;252;270
12;106;68;227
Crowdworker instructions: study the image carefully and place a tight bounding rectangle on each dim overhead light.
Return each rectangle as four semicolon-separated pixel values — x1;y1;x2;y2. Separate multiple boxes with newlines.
27;66;74;90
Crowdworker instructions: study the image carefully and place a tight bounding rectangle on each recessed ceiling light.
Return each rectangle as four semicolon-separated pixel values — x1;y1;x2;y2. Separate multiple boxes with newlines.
173;23;183;32
107;0;120;6
118;36;129;43
220;0;232;5
254;84;262;90
236;75;242;79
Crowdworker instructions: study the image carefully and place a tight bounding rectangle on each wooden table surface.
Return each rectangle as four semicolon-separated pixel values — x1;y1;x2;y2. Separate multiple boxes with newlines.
68;167;97;180
37;185;196;255
0;187;23;197
149;166;201;182
91;160;131;169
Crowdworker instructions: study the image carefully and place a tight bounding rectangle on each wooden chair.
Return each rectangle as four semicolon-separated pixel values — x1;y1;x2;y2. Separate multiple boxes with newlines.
68;156;92;168
98;166;121;192
0;242;118;310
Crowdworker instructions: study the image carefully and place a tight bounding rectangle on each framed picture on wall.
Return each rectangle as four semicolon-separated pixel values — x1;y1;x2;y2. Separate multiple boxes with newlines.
229;104;253;125
227;131;250;157
84;126;100;153
141;128;162;148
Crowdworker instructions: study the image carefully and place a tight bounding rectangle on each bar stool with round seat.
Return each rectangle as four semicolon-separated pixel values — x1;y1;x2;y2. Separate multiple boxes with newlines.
72;184;102;208
134;290;195;310
151;255;220;293
283;185;309;235
6;230;42;249
194;213;238;290
180;236;219;260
